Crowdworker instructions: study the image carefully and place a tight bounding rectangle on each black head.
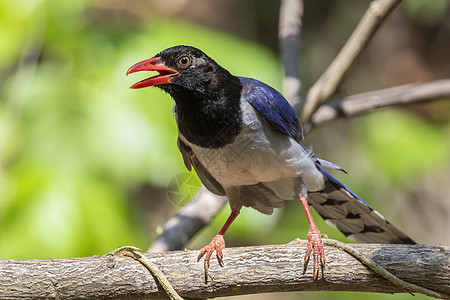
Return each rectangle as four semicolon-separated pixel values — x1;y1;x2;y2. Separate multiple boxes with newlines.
127;45;239;99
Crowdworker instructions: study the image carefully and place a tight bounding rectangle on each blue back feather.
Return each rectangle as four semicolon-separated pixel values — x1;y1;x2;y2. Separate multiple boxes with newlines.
239;77;303;142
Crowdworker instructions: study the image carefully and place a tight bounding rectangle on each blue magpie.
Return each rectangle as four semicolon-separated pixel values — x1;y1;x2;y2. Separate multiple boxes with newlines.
127;45;415;282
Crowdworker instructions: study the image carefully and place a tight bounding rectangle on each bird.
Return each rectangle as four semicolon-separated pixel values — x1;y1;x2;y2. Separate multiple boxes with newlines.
126;45;415;282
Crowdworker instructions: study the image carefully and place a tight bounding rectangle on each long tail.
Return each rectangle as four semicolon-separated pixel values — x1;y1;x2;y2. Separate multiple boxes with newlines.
308;163;415;244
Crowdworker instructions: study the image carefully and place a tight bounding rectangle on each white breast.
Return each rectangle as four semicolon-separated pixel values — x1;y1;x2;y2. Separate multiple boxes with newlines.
179;99;325;196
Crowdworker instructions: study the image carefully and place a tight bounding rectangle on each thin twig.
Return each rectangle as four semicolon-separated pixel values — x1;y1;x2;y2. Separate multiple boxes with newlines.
279;0;304;107
306;79;450;132
302;0;403;122
112;246;183;300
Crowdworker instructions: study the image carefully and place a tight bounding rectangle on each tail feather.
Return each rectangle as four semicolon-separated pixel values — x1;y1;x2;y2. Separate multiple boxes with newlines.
309;164;415;244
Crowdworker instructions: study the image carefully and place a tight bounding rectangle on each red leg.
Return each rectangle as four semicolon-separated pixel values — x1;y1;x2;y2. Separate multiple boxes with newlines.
299;195;325;281
197;208;240;282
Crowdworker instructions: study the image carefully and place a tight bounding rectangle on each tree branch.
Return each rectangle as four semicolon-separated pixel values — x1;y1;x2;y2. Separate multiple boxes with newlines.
148;188;227;252
301;0;403;122
306;79;450;132
279;0;304;107
1;243;448;299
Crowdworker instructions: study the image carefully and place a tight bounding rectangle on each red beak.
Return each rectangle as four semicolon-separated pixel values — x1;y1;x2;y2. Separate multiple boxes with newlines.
126;57;178;89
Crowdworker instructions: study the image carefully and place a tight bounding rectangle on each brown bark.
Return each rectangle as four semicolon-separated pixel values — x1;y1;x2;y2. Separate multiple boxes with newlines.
1;243;448;299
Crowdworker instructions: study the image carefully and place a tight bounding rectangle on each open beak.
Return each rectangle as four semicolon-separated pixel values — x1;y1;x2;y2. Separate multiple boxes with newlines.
126;57;178;89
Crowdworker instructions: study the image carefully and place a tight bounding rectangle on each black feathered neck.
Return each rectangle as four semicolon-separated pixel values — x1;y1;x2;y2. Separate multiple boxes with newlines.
155;46;243;148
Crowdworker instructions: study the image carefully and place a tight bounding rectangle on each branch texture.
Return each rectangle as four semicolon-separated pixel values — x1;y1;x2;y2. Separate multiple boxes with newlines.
1;243;448;299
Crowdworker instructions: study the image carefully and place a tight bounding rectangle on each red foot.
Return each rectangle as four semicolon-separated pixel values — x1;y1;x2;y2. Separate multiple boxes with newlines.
303;228;326;281
197;234;225;282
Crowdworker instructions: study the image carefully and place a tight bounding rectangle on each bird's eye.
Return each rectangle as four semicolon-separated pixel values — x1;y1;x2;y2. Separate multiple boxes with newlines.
178;56;191;67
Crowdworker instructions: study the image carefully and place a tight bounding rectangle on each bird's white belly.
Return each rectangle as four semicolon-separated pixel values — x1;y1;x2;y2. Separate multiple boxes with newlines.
187;134;288;186
179;101;325;192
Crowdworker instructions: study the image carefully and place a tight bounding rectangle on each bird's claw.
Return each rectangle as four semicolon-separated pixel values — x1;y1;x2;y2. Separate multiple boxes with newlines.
197;234;225;283
303;228;325;281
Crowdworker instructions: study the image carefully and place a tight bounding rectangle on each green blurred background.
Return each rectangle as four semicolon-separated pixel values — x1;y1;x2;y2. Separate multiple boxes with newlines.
1;0;449;299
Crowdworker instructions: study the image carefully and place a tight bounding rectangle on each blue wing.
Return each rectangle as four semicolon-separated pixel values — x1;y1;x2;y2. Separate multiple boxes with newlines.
239;77;303;142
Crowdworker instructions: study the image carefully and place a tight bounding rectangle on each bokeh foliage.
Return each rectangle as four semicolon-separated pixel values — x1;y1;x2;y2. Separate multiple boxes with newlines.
0;0;282;259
